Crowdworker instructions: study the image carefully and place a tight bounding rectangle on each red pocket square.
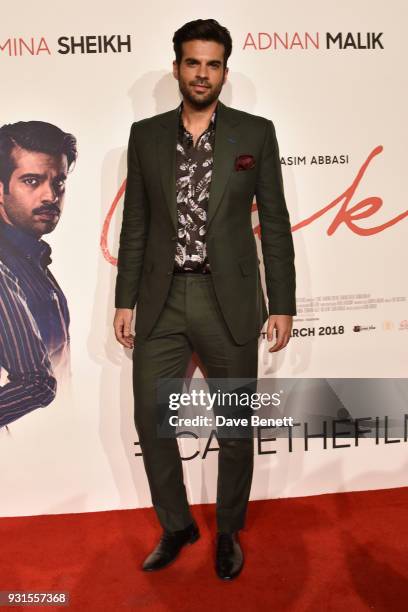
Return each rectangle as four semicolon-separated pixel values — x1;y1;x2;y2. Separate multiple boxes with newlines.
235;154;256;171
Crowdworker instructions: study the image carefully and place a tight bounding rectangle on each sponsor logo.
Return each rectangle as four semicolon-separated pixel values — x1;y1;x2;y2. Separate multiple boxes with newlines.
399;320;408;331
382;320;395;331
353;324;376;332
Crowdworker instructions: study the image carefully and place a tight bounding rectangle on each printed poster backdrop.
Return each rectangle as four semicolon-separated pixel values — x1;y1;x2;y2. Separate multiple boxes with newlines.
0;0;407;517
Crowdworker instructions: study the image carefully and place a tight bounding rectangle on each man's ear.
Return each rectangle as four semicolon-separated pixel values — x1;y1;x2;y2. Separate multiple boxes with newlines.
172;60;179;80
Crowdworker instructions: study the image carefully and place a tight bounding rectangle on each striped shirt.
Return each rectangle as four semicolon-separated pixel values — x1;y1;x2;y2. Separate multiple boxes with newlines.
0;260;57;427
0;221;69;427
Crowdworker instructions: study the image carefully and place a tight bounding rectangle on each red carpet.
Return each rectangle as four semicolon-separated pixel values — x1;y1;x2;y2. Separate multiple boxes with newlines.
1;487;408;611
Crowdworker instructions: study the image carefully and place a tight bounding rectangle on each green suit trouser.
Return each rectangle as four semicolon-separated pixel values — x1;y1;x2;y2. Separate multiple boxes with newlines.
133;272;258;533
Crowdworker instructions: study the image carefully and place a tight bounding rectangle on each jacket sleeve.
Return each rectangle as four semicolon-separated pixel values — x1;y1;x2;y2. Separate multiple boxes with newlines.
255;120;296;315
115;123;150;309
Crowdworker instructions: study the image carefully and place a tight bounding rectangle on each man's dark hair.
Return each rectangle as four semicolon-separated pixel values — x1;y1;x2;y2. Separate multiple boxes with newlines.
0;121;77;193
173;19;232;67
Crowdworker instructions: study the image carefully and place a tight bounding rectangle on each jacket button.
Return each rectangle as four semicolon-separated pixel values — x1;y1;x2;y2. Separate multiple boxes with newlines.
171;236;177;241
167;271;172;275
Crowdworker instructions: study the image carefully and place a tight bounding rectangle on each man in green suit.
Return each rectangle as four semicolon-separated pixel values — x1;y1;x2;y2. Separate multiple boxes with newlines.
114;19;296;580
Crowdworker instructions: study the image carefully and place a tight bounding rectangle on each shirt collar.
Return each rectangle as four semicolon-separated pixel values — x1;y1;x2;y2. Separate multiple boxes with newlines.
0;219;52;267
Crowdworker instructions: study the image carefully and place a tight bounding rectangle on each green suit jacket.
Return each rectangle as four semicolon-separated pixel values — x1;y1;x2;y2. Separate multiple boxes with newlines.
115;101;296;345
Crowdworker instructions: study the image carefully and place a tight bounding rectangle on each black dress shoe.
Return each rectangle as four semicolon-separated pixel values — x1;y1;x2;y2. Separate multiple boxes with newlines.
142;521;199;571
215;532;244;580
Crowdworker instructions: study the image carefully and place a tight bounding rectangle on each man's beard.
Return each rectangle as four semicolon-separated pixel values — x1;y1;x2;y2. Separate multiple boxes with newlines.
178;77;224;110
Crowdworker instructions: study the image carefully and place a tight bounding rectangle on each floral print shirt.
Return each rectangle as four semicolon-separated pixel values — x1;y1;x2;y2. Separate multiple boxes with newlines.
173;104;217;272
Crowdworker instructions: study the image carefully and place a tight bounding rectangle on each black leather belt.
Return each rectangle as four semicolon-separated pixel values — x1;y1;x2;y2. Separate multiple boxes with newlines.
173;266;211;274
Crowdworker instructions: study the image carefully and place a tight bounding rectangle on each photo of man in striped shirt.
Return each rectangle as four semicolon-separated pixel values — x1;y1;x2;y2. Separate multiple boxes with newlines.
0;121;77;428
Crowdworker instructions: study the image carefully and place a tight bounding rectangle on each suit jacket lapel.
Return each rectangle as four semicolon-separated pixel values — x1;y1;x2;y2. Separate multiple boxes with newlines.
207;100;240;229
157;109;179;232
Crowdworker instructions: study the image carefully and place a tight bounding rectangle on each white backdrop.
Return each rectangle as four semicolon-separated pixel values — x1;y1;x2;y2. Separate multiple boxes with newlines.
0;0;407;517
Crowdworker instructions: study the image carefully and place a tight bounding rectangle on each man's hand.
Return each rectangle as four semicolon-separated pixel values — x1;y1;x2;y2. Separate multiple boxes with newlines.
267;314;293;353
113;308;134;349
